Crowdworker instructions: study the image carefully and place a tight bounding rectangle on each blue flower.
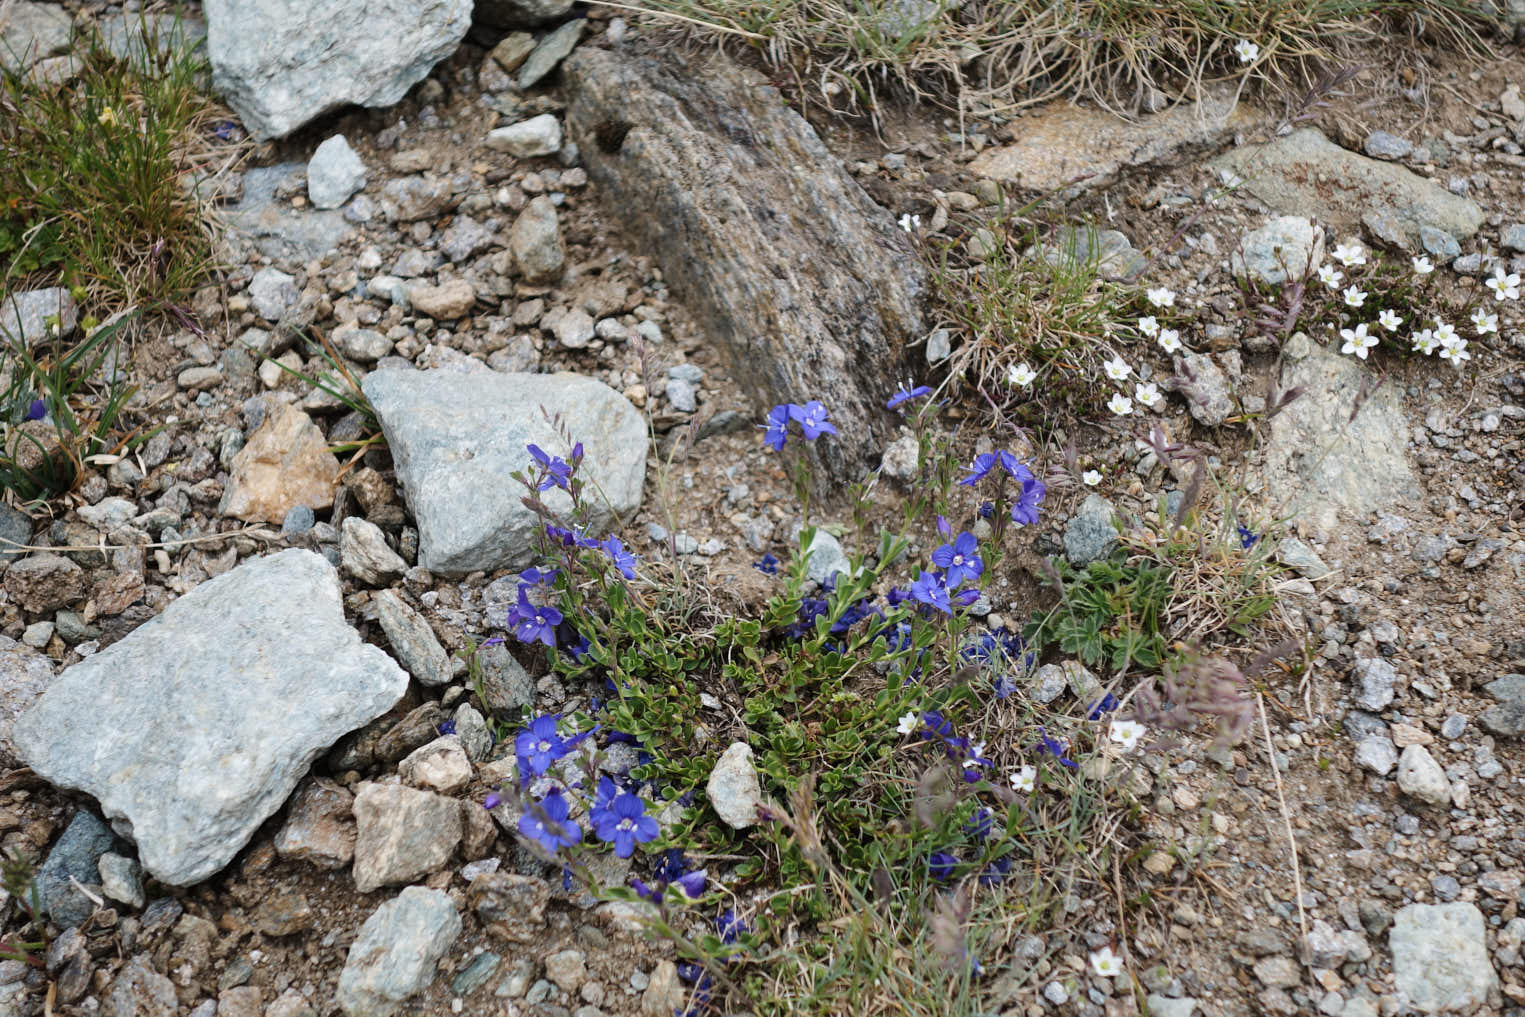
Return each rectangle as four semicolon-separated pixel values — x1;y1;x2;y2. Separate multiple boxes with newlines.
788;400;837;440
519;565;559;587
979;855;1012;886
964;808;992;841
929;852;959;882
753;553;779;575
589;777;660;858
887;384;932;410
527;444;573;491
675;869;708;898
1088;693;1120;720
959;452;1000;487
483;791;502;810
716;909;749;944
931;531;983;589
977;501;995;519
518;789;582;854
1036;727;1078;769
762;404;791;451
437;719;457;736
508;587;562;647
1010;477;1047;526
959;450;1033;488
1237;524;1260;549
908;571;951;614
544;524;581;548
515;714;569;777
921;710;954;741
23;399;46;422
598;535;638;579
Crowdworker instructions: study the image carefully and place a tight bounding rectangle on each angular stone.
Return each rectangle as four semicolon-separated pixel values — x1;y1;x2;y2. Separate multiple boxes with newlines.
1396;745;1451;807
1214;128;1483;248
0;2;71;74
565;48;924;482
337;886;461;1017
476;643;536;714
486;114;562;158
706;742;761;830
106;955;178;1017
1390;903;1497;1013
1063;494;1117;566
470;871;550;942
227;162;350;262
519;19;583;90
351;782;463;892
399;736;472;794
308;135;368;210
1354;735;1398;776
408;279;476;320
362;369;646;574
510;196;565;284
0;286;77;343
275;778;357;869
341;517;406;587
1027;226;1146;282
439;215;495;263
249;267;299;321
98;852;146;909
1352;658;1397;712
1170;351;1235;427
13;550;408;885
4;552;86;613
1232;217;1325;286
37;810;115;927
222;404;340;524
205;0;473;140
380;175;452;223
373;591;450;686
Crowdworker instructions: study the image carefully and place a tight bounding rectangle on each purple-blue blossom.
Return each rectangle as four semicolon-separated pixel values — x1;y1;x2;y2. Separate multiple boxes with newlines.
887;383;932;410
908;571;951;614
931;531;983;589
589;777;660;858
518;789;582;854
508;587;562;648
789;400;838;440
527;444;573;491
515;715;569;776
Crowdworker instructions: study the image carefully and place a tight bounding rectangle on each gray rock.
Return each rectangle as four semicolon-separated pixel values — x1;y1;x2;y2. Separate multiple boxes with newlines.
0;2;71;73
0;503;33;558
227;163;350;261
1396;745;1451;807
706;742;761;829
510;196;565;284
1262;339;1418;532
361;369;646;575
337;328;393;363
380;175;453;223
664;378;697;412
205;0;472;139
106;955;178;1017
925;328;951;364
282;505;316;537
486;114;563;157
1363;131;1413;160
1354;735;1398;776
5;552;86;612
452;704;492;762
1390;903;1497;1013
1170;352;1234;427
1213;128;1483;248
880;433;919;483
1352;658;1397;712
373;591;450;686
1032;663;1068;704
249;267;299;322
564;48;924;483
341;517;407;586
1480;674;1525;737
1063;494;1117;566
97;11;205;69
544;306;594;348
37;810;115;927
337;886;461;1017
13;550;408;885
0;287;76;343
1275;537;1331;580
1144;996;1198;1017
98;852;146;909
1502;224;1525;253
398;736;472;794
1420;225;1460;260
351;782;464;892
308;135;367;210
519;19;583;90
476;643;536;714
803;529;850;586
1231;216;1324;286
0;636;55;767
1029;226;1146;282
477;0;574;29
439;215;495;263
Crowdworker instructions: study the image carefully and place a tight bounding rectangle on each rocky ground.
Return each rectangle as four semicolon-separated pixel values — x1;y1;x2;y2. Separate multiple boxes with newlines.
2;2;1525;1017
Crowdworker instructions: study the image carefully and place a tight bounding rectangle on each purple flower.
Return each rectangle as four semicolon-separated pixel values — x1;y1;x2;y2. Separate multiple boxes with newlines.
887;384;931;410
483;792;502;810
599;535;638;579
788;400;837;440
929;852;959;882
508;587;562;647
589;777;659;858
959;450;1035;487
1010;477;1047;526
544;524;580;548
515;715;569;776
1088;693;1120;720
520;565;559;587
753;553;779;575
762;404;791;451
527;444;573;491
716;909;749;944
958;452;1000;487
931;531;983;589
1036;727;1078;769
1237;524;1260;549
437;719;457;736
23;399;46;422
908;571;951;614
675;869;707;898
965;808;993;841
518;789;582;854
921;710;954;741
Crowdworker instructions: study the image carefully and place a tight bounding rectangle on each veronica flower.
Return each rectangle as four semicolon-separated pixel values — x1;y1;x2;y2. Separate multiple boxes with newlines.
1137;315;1160;337
1109;720;1146;752
1102;356;1132;382
1439;339;1471;366
598;535;638;579
908;570;952;614
931;531;983;588
897;711;919;735
1107;392;1133;416
1088;693;1119;720
887;382;932;409
1339;323;1377;360
1233;38;1259;63
1146;287;1176;308
762;404;791;451
1471;308;1499;334
509;588;563;647
1378;309;1402;331
589;777;660;858
753;553;779;575
1011;476;1046;526
1411;329;1439;355
1412;255;1434;275
1486;266;1521;301
1007;362;1037;387
959;450;1033;487
928;852;959;882
1157;328;1182;354
1036;728;1077;768
789;401;837;440
1082;469;1102;486
515;714;571;776
1009;766;1036;793
1342;286;1367;308
527;444;573;491
518;789;582;854
23;399;45;422
1090;946;1124;977
1134;382;1162;409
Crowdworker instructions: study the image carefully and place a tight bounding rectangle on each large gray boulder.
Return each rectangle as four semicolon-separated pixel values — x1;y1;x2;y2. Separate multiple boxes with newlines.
13;550;409;886
205;0;473;140
362;369;647;575
337;886;461;1017
0;2;72;74
1390;902;1498;1012
563;48;926;483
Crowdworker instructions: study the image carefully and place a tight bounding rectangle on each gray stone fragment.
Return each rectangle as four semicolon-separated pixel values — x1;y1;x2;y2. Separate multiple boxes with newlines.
37;811;115;927
337;329;393;363
439;215;495;263
1352;658;1397;712
0;2;71;73
249;267;299;322
518;19;583;90
1231;217;1324;286
486;114;563;157
1389;903;1497;1013
13;550;408;885
665;378;697;413
98;853;146;909
1171;352;1234;427
1502;224;1525;253
1354;735;1398;776
1029;226;1147;282
337;886;462;1017
880;433;919;483
803;529;850;586
1480;674;1525;737
1396;745;1451;806
1063;494;1117;566
106;955;178;1017
341;517;407;587
227;163;350;261
351;782;463;891
706;742;761;830
510;196;565;284
308;135;368;210
476;643;536;715
1363;131;1413;160
1420;226;1461;260
361;370;646;575
0;287;77;343
373;591;450;686
97;11;205;69
1275;538;1331;580
205;0;472;140
1032;664;1068;704
0;636;55;768
380;175;452;223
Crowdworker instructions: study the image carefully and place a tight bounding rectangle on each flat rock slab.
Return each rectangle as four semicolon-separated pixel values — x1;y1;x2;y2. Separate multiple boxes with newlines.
362;368;646;575
1260;337;1418;533
13;549;408;886
205;0;472;140
563;48;925;481
970;88;1257;193
337;886;461;1017
1390;902;1498;1012
1214;128;1483;247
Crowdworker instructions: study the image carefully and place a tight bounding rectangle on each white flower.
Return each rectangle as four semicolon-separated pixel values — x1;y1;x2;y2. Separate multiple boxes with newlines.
1090;946;1124;978
1134;382;1162;409
1102;356;1132;382
1315;264;1343;289
1332;243;1366;267
1107;392;1133;416
1434;321;1459;346
1339;323;1378;360
1009;766;1036;793
897;711;919;735
1377;308;1402;331
1109;719;1146;752
1008;361;1037;387
1082;469;1102;487
1486;266;1521;301
1439;339;1471;366
1472;308;1498;334
1137;315;1160;337
898;213;920;233
1146;287;1176;308
1412;255;1434;275
1157;328;1182;354
1342;286;1367;308
1233;39;1259;64
1411;329;1439;355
